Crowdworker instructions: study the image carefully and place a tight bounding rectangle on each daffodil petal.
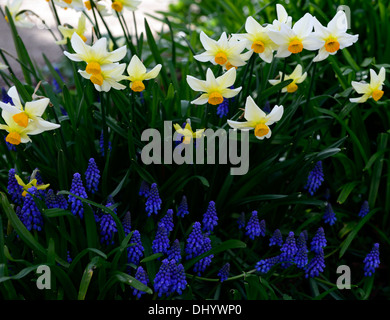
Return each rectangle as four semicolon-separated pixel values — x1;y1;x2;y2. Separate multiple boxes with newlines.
244;96;266;122
7;86;23;110
25;98;50;117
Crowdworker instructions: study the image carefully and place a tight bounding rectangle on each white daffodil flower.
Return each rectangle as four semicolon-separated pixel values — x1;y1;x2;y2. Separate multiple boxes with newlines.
310;11;359;62
268;64;307;93
56;14;87;45
4;0;34;28
0;87;60;145
194;31;248;68
0;86;60;132
186;67;242;105
350;67;386;103
227;96;284;140
267;4;293;31
232;16;278;63
125;55;162;92
268;13;321;58
110;0;141;13
79;63;127;92
64;33;127;87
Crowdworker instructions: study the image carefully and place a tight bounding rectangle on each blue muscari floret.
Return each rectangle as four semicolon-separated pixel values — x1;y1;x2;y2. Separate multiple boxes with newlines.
296;231;308;251
177;195;189;217
256;256;280;274
245;211;263;240
358;201;370;218
311;227;327;253
145;183;162;216
193;234;214;276
139;180;150;198
167;239;182;262
259;219;266;237
154;259;187;297
152;224;170;255
67;251;72;264
237;212;246;229
159;209;174;233
127;230;144;265
20;187;43;232
45;189;57;209
280;231;298;268
295;233;308;269
217;263;230;282
99;130;112;157
7;168;23;205
269;229;283;247
185;222;204;259
305;249;325;278
56;193;68;210
363;243;380;277
216;99;229;118
323;202;337;226
123;211;132;235
304;161;324;196
1;87;11;103
202;201;218;232
99;211;117;245
85;158;100;194
68;173;88;218
133;266;149;298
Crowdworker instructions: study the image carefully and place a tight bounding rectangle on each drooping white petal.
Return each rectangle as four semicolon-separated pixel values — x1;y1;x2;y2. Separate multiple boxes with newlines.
227;119;255;131
191;93;210;105
220;87;242;98
106;45;127;63
349;94;370;103
378;67;386;84
351;81;371;94
276;4;288;23
313;47;330;62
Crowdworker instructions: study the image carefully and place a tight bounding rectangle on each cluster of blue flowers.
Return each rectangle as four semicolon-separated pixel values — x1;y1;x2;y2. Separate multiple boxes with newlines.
245;211;266;240
255;227;329;278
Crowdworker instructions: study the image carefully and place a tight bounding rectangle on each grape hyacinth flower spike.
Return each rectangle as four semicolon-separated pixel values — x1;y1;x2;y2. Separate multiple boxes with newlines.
145;183;162;216
202;200;218;232
304;161;324;196
85;158;100;194
363;243;380;277
68;173;88;218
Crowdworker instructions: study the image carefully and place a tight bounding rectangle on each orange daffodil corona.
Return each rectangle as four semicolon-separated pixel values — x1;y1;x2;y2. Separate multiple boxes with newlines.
64;33;161;92
0;86;60;145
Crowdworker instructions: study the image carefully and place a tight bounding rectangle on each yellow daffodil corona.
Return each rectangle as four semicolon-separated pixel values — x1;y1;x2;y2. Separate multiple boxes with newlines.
125;55;162;92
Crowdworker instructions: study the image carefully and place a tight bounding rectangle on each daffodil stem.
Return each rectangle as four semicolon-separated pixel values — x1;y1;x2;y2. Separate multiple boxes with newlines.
132;11;139;49
89;1;102;38
276;58;287;105
94;5;118;50
48;0;61;26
